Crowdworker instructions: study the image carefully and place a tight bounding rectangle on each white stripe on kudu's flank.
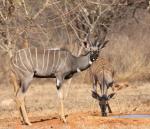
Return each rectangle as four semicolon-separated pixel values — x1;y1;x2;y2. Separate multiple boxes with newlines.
15;54;18;65
47;48;61;50
57;51;67;71
63;51;68;69
51;50;56;73
12;59;27;73
35;48;38;70
18;50;29;72
29;48;34;69
23;49;33;71
55;50;60;70
13;54;26;73
42;49;46;72
45;50;50;73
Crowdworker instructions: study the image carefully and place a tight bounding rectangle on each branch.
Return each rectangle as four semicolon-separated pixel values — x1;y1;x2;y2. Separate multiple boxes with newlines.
69;23;83;43
21;0;29;16
33;0;60;20
0;11;7;21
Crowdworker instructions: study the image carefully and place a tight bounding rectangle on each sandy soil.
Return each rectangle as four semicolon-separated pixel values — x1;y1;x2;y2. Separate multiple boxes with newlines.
0;111;150;129
0;79;150;129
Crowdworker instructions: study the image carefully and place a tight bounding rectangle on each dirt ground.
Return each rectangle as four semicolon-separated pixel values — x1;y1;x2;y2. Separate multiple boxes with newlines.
0;111;150;129
0;79;150;129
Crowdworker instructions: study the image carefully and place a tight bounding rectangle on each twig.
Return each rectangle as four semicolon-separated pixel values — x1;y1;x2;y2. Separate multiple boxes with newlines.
0;40;7;51
33;0;61;20
48;2;82;22
54;15;78;29
21;0;29;16
35;24;50;47
0;11;7;21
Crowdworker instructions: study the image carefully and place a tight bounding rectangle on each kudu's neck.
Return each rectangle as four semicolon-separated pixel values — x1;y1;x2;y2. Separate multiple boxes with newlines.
76;52;92;71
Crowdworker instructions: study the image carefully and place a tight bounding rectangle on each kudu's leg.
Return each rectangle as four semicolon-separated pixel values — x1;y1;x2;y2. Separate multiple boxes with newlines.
16;74;33;125
56;76;66;122
107;102;112;113
92;75;97;92
10;71;19;94
107;82;114;114
10;71;24;122
91;76;98;111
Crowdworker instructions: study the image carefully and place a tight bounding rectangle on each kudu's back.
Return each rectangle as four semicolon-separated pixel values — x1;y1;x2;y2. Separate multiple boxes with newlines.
10;47;73;77
90;58;114;116
90;58;114;88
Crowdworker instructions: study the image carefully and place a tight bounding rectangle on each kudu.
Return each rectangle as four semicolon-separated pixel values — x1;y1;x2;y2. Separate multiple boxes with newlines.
10;40;108;125
90;58;115;116
9;6;109;125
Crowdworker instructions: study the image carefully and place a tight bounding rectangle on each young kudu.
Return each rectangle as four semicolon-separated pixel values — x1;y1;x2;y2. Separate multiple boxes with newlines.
90;58;115;116
10;40;108;125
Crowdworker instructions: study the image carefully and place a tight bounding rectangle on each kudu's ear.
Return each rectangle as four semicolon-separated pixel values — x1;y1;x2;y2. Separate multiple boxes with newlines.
83;41;90;48
83;41;87;47
92;91;99;100
99;40;109;49
108;93;115;100
112;70;115;77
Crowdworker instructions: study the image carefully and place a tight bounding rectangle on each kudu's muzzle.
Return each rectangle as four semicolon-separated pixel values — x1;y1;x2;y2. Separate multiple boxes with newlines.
92;91;115;116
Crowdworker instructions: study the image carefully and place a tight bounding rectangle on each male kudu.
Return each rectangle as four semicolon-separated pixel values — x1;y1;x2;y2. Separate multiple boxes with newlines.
10;40;108;125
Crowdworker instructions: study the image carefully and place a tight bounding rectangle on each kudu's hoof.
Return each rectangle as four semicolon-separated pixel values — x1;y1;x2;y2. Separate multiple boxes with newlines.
61;116;67;123
102;113;107;117
25;121;32;126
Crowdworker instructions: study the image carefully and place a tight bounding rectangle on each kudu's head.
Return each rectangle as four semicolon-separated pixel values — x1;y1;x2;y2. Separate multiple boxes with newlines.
71;7;109;60
81;32;109;62
92;91;115;116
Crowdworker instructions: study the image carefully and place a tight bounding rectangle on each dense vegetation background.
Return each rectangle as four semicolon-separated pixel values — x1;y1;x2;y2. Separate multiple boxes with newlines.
0;0;150;86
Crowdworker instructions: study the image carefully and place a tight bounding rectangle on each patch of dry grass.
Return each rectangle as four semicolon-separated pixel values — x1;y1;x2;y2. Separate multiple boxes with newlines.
101;10;150;82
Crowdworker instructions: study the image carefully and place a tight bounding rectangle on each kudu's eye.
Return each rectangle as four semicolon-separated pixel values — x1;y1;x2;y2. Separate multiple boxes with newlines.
83;42;87;47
